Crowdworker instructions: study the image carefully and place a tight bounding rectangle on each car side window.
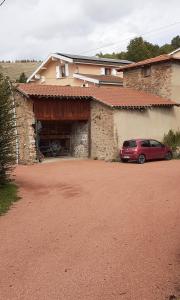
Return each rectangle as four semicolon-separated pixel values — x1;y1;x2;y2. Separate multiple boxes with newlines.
150;140;162;147
141;140;150;147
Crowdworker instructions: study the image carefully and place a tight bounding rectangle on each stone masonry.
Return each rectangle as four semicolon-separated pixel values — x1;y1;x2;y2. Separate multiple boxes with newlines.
15;91;36;164
91;101;117;161
123;62;172;99
71;121;89;158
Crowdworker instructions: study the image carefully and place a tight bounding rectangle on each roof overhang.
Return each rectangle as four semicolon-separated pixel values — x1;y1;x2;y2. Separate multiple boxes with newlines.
73;73;123;86
169;47;180;55
27;53;73;83
73;73;99;84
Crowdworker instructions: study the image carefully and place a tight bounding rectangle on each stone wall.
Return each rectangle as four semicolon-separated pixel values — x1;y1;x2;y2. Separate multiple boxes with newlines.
15;91;36;164
91;101;117;160
71;121;89;158
123;62;172;99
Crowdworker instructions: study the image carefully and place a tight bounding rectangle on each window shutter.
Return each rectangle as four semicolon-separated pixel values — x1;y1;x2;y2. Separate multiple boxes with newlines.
56;65;62;79
112;68;117;76
100;67;105;75
65;63;69;76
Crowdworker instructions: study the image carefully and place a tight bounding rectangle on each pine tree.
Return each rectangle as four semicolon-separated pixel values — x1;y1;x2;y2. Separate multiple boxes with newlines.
16;72;27;83
0;73;16;184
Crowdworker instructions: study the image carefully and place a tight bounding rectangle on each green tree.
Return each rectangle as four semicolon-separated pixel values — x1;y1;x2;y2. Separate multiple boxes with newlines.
0;73;16;184
96;35;180;62
159;44;174;54
16;72;27;83
171;35;180;50
126;37;159;62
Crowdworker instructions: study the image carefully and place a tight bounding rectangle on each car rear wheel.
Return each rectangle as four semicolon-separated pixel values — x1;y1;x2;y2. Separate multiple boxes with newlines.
137;154;146;164
165;152;172;160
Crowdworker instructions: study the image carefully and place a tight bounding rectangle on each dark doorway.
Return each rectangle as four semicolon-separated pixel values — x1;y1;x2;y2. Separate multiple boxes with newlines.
38;121;72;157
37;120;89;158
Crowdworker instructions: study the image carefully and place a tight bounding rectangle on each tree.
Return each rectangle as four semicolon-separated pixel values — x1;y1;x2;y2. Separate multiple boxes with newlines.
96;35;180;62
159;43;173;55
16;72;27;83
126;37;159;62
0;73;16;184
171;35;180;50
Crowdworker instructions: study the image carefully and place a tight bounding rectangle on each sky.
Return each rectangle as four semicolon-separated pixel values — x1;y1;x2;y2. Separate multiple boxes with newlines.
0;0;180;60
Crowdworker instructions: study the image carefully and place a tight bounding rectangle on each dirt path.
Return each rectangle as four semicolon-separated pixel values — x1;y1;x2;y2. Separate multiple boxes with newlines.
0;160;180;300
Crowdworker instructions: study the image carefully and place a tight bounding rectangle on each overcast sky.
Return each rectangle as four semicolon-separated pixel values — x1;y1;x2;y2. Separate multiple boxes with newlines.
0;0;180;60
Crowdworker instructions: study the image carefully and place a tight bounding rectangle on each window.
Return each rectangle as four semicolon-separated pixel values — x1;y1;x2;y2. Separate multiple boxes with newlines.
150;140;162;148
55;65;68;78
105;68;111;75
61;65;66;77
141;140;150;147
123;140;137;148
142;66;151;77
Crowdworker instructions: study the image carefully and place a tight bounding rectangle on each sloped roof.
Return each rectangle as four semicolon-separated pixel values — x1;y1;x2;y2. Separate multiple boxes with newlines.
16;84;178;108
27;53;132;83
56;53;132;65
119;54;180;71
73;73;123;85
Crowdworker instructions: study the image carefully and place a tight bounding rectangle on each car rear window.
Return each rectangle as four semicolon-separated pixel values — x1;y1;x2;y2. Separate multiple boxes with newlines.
123;140;137;148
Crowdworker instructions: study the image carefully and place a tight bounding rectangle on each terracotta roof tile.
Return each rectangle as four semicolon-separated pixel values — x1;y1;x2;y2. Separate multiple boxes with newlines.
119;54;180;71
16;84;178;108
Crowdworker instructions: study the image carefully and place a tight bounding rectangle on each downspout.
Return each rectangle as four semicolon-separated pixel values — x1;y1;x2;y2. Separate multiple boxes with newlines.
8;79;19;164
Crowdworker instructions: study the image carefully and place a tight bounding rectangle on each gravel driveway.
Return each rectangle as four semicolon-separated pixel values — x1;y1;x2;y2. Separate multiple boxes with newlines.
0;160;180;300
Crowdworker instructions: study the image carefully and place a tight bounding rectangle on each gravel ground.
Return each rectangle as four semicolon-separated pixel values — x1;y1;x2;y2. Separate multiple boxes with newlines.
0;160;180;300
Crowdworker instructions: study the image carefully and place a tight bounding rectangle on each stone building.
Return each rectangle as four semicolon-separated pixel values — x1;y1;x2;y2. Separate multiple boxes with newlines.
120;50;180;103
15;84;179;164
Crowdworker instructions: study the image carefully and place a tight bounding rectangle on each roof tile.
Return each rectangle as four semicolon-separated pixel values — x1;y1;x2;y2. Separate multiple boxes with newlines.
16;84;178;108
119;54;180;71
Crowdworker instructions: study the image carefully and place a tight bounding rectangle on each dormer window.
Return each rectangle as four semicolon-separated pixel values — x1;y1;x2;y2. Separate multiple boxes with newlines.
55;64;69;79
105;68;111;75
142;66;151;77
100;67;116;76
61;65;66;77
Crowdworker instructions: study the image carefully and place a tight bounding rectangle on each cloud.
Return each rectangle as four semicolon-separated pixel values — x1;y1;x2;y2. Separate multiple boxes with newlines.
0;0;179;60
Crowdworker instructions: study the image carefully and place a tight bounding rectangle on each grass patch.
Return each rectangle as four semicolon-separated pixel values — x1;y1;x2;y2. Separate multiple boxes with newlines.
0;183;19;216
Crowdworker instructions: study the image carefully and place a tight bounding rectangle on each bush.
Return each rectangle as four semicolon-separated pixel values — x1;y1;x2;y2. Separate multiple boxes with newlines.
163;130;180;158
0;73;16;184
163;130;180;150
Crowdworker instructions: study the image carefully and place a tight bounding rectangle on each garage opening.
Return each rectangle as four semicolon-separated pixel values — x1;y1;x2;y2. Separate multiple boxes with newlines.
37;120;89;159
33;96;91;160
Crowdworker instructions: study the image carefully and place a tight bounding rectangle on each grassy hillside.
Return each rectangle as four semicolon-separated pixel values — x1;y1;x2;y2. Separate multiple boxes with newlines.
0;61;41;82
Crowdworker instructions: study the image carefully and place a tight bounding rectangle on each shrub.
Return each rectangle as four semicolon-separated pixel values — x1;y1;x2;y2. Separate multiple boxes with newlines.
0;73;16;184
163;130;180;158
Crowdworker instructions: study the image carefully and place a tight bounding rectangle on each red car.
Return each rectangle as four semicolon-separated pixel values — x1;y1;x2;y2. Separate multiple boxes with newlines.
120;139;172;164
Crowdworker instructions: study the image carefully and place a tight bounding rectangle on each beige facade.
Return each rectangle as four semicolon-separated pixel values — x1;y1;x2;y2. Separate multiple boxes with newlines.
29;55;123;86
113;107;180;156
